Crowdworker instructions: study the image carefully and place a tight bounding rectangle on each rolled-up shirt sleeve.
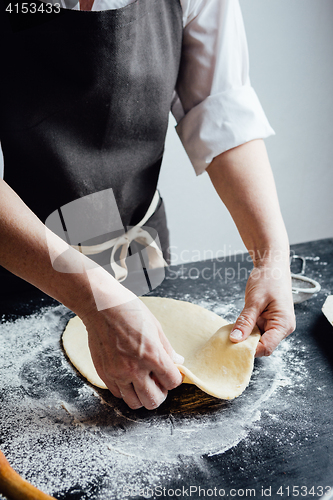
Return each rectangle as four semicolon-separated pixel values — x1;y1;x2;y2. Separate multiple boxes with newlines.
174;0;275;175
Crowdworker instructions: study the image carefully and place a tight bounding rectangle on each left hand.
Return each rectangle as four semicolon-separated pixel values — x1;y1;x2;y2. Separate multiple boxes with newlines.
229;254;296;357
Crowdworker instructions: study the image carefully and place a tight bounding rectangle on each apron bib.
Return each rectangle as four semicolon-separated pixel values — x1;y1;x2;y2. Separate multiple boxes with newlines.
0;0;182;293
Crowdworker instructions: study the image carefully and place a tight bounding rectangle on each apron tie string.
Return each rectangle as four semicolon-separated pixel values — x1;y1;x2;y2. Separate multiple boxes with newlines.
71;191;167;282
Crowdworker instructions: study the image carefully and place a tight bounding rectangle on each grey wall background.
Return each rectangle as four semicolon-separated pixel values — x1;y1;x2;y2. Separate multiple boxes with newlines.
158;0;333;264
1;0;332;264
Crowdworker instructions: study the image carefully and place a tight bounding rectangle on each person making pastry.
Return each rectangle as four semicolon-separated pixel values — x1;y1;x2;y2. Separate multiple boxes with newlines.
0;0;295;410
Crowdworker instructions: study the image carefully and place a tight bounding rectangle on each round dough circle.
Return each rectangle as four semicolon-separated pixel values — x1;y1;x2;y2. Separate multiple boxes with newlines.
62;297;260;400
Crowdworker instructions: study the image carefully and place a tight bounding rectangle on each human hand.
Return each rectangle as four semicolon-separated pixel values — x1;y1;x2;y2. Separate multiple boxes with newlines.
229;254;296;357
81;293;184;410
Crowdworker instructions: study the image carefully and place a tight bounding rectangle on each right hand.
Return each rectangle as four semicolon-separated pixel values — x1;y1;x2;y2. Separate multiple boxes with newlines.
81;295;184;410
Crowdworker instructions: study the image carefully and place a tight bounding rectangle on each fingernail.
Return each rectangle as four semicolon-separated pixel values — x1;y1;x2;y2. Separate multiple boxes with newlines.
230;329;243;341
172;350;185;365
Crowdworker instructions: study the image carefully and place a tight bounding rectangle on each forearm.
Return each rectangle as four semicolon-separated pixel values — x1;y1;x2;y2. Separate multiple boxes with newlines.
207;139;289;262
207;139;295;356
0;179;122;315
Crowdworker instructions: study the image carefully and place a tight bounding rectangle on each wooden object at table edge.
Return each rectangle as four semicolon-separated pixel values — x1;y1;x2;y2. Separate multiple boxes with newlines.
0;450;56;500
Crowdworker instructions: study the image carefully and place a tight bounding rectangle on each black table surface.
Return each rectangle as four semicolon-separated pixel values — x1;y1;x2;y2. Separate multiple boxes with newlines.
0;238;333;500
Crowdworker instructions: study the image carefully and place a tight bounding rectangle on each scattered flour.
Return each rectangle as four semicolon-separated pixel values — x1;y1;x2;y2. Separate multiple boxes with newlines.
0;304;310;499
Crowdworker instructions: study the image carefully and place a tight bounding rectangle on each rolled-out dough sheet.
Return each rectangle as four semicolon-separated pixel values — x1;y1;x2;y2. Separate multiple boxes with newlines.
322;295;333;326
62;297;260;400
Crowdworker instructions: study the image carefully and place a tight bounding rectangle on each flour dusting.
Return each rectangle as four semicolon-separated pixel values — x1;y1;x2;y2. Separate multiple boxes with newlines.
0;305;309;499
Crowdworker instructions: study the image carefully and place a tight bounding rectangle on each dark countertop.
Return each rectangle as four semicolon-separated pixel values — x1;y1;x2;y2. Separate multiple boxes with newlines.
0;238;333;500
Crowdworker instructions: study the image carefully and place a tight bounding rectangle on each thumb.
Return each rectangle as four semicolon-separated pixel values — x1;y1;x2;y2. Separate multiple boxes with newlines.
255;327;288;358
230;306;259;343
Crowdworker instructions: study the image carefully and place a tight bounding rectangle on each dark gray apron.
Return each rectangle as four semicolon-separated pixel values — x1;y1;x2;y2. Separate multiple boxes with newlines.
0;0;182;293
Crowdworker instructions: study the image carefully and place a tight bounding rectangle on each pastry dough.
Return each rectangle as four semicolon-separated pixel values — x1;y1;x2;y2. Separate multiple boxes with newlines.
62;297;260;400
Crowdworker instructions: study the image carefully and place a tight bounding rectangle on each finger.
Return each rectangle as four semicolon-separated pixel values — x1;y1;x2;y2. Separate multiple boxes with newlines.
255;328;285;357
151;315;185;365
117;382;143;410
256;316;266;334
104;379;122;399
134;374;168;410
152;352;183;390
90;362;123;398
230;305;260;343
171;350;185;365
157;327;184;364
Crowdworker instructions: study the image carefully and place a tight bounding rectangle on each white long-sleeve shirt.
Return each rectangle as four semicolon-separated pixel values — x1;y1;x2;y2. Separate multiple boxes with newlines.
39;0;275;175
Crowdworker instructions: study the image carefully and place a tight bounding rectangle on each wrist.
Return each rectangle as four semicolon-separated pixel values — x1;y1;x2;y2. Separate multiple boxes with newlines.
76;265;137;319
250;246;290;267
45;230;135;316
247;246;292;287
247;229;290;268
